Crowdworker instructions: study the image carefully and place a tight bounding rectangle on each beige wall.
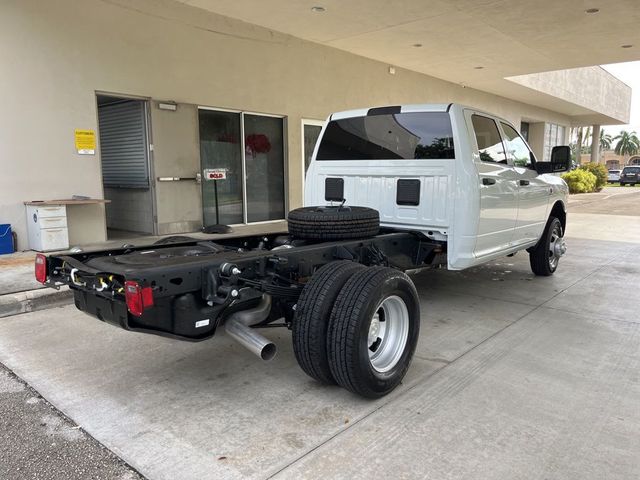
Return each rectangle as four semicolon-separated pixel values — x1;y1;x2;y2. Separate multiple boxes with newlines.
507;67;631;125
0;0;574;249
527;123;546;161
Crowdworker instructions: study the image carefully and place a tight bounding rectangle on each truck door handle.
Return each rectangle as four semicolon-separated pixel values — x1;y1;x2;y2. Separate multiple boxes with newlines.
482;178;496;185
519;180;530;186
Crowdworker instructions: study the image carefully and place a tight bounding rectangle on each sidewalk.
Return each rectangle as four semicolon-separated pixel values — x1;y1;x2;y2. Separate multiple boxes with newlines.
0;252;72;318
0;251;41;295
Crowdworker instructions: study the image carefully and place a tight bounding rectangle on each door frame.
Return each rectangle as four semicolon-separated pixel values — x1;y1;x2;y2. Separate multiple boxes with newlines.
95;91;158;236
301;118;325;201
197;105;288;226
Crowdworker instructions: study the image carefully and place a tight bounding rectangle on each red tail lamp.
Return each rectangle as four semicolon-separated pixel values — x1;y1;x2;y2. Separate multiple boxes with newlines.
35;254;48;284
124;281;154;317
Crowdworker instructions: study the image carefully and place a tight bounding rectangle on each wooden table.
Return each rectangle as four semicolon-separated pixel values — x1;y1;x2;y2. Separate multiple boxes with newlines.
24;199;110;206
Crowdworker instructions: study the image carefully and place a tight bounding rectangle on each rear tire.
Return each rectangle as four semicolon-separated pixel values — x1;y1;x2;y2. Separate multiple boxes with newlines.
288;206;379;240
529;217;564;276
292;261;365;384
327;267;420;398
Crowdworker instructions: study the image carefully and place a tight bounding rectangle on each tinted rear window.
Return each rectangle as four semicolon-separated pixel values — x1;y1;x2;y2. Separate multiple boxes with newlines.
316;112;455;160
623;167;640;173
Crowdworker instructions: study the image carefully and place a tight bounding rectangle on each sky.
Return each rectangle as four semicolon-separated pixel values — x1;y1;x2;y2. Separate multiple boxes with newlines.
601;61;640;137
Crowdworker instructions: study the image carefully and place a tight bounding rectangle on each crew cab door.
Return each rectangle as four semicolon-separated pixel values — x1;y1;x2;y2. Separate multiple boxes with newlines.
499;122;550;245
467;112;519;257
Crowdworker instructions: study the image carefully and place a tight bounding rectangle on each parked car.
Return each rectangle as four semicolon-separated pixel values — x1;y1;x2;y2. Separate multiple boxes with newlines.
608;169;621;183
35;104;570;398
619;166;640;186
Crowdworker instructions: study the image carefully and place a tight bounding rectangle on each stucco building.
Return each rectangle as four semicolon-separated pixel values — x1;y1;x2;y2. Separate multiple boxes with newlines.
580;152;640;168
1;0;637;249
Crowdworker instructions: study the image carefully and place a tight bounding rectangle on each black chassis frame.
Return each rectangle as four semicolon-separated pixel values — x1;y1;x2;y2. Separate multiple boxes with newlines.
45;230;443;342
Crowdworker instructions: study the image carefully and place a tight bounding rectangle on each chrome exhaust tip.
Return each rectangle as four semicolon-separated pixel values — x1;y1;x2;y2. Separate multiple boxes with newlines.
224;295;277;361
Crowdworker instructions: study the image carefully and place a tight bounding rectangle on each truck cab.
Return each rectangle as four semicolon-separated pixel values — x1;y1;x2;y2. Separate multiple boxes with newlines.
304;103;569;270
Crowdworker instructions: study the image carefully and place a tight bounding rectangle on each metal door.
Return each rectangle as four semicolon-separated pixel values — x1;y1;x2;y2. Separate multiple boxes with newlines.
466;111;519;257
498;121;551;245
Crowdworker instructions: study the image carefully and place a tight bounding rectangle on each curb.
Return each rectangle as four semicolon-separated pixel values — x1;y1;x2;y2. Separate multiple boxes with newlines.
0;287;73;318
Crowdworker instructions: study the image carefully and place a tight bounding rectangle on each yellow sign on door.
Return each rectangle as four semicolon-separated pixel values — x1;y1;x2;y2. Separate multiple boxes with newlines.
75;129;96;155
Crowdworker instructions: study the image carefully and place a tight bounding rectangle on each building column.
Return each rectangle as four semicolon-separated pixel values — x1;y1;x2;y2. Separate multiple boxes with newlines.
590;124;601;163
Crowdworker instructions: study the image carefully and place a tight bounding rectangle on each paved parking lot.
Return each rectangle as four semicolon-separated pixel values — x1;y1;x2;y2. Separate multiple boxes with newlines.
1;194;639;479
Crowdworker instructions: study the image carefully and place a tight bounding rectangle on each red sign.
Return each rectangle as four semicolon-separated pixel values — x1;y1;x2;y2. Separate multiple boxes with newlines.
204;169;227;180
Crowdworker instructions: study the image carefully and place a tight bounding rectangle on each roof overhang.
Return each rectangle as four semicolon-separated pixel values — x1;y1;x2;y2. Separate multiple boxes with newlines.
179;0;638;125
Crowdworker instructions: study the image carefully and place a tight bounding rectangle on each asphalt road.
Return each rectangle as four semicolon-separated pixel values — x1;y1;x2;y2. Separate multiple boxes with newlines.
0;364;143;480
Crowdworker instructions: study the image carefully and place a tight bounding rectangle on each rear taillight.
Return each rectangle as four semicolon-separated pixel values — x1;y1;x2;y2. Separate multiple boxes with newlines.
35;254;47;283
124;280;154;317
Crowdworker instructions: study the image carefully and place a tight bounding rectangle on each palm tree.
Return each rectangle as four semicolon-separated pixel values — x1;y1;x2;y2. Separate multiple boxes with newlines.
576;126;592;156
614;131;640;156
575;126;586;158
600;130;612;152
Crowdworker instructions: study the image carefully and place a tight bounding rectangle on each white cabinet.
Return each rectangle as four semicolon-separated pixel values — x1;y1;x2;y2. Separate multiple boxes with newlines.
26;205;69;252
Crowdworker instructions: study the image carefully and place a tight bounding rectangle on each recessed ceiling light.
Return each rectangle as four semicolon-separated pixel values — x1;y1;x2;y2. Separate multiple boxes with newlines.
311;6;325;13
413;43;423;48
585;8;599;14
474;66;484;69
622;44;633;48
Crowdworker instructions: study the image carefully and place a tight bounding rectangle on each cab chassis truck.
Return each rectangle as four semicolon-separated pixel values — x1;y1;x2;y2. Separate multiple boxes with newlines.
36;104;570;398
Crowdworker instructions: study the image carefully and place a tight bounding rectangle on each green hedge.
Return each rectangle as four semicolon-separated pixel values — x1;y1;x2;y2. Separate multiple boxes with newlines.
579;163;608;191
561;169;597;193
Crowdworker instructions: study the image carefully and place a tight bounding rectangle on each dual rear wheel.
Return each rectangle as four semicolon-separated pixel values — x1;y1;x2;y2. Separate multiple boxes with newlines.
292;261;420;398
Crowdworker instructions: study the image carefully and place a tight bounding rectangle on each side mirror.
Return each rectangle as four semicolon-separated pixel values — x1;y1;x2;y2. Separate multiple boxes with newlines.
550;146;571;172
536;145;571;174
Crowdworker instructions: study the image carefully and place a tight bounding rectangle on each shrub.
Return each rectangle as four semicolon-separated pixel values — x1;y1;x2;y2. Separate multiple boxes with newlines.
579;162;608;191
562;169;597;193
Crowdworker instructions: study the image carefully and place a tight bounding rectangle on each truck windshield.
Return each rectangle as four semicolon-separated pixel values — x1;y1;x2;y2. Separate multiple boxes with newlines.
316;112;455;160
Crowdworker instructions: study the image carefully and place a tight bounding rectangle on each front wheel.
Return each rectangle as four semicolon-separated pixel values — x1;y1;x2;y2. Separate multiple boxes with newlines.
529;217;565;276
327;267;420;398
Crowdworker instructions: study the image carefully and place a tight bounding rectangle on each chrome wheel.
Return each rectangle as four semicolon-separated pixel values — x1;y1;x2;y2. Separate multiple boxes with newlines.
368;295;410;373
548;223;565;270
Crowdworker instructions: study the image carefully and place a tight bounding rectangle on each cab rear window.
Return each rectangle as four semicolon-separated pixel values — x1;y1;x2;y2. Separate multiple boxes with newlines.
316;112;455;160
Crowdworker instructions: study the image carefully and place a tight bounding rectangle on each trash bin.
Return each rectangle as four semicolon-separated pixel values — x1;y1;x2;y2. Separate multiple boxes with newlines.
0;224;14;254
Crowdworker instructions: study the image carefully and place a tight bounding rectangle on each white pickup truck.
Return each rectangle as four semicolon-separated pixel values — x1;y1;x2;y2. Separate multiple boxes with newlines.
37;103;570;398
305;103;569;273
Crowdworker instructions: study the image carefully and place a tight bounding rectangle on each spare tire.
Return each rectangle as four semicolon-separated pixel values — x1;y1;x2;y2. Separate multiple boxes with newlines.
288;206;380;240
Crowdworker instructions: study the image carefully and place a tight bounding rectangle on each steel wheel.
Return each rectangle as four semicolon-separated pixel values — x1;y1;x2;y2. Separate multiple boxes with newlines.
327;267;420;398
547;223;566;270
367;295;410;373
530;216;564;276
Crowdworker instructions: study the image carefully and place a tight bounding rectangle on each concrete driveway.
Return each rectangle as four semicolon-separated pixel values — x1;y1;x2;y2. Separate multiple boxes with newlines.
1;195;639;480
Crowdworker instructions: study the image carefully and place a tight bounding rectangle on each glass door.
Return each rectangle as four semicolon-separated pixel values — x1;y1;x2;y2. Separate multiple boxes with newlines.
244;114;285;223
199;109;244;225
199;108;286;225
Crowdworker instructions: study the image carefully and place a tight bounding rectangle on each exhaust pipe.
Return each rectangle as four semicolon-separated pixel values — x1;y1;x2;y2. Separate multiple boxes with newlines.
224;295;277;361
